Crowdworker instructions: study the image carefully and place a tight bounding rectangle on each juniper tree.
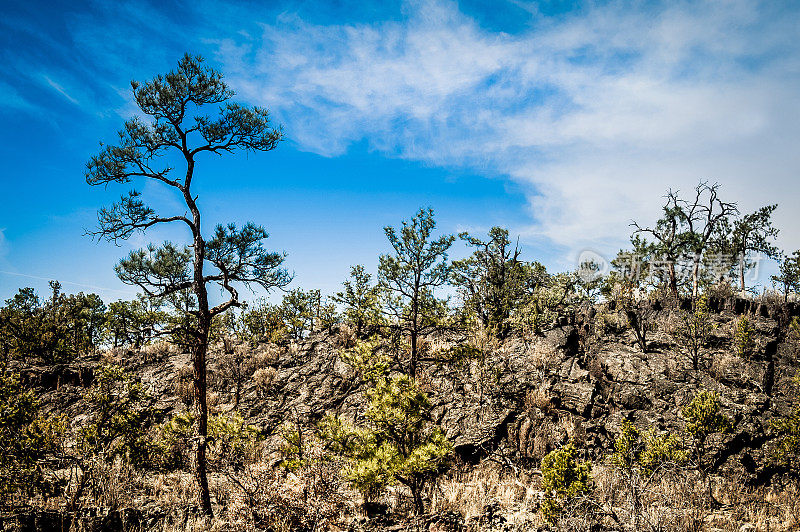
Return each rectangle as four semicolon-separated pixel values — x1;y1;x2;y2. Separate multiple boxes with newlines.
69;365;160;508
104;297;165;349
632;197;688;301
85;54;290;515
279;288;318;341
675;183;739;299
0;369;66;503
610;274;660;353
732;206;780;291
0;283;105;364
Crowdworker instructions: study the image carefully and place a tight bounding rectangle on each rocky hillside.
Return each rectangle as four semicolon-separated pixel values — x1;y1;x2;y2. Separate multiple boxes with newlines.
8;296;800;530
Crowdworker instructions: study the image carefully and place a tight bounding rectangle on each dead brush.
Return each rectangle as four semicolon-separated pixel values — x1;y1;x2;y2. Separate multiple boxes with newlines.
714;478;800;530
221;456;355;531
141;341;177;363
524;385;554;414
418;337;453;361
252;344;281;367
709;351;741;382
99;347;128;366
72;457;143;510
529;339;559;372
253;367;277;397
174;365;195;407
287;342;301;359
431;462;539;525
336;323;357;348
592;462;717;532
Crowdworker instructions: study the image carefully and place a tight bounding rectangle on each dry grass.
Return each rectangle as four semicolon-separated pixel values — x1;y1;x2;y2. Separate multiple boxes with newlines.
141;341;179;363
524;385;554;414
253;367;277;397
709;351;742;382
431;462;541;527
252;344;281;368
592;462;708;531
13;448;800;532
591;462;800;532
173;364;195;407
335;323;357;348
527;338;560;372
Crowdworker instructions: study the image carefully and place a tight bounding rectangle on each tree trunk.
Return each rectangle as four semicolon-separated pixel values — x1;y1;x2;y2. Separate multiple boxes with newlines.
692;257;700;300
185;157;213;517
411;478;424;515
234;378;241;410
668;262;679;301
410;328;418;378
192;333;213;516
739;255;746;293
410;289;419;378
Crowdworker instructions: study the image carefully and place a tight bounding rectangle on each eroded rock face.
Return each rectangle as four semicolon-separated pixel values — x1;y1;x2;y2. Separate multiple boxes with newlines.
26;297;800;487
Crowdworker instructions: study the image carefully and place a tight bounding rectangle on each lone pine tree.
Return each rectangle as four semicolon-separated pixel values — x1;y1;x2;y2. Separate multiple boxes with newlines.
378;208;454;378
85;54;290;516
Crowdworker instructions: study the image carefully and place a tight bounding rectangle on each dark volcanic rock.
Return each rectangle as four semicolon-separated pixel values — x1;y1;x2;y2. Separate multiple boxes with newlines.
25;298;800;488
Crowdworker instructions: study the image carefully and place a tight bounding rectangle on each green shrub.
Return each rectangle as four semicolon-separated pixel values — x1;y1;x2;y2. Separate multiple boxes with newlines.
320;374;452;514
0;370;66;501
159;410;261;471
734;316;755;358
540;442;592;525
509;268;578;338
340;336;391;383
639;430;687;475
682;390;732;475
278;421;307;471
675;295;715;370
611;420;641;472
79;364;159;466
610;421;687;526
612;421;686;475
771;372;800;472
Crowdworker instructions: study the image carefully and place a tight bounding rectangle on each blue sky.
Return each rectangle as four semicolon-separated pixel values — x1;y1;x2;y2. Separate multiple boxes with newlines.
1;0;799;303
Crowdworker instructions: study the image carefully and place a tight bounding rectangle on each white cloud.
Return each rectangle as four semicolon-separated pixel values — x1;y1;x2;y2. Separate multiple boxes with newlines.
175;1;800;263
42;75;80;105
0;228;8;258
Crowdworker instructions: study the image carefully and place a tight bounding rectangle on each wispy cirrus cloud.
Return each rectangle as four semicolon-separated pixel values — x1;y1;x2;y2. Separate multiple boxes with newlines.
42;74;80;105
208;0;800;265
0;228;8;259
9;0;797;275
